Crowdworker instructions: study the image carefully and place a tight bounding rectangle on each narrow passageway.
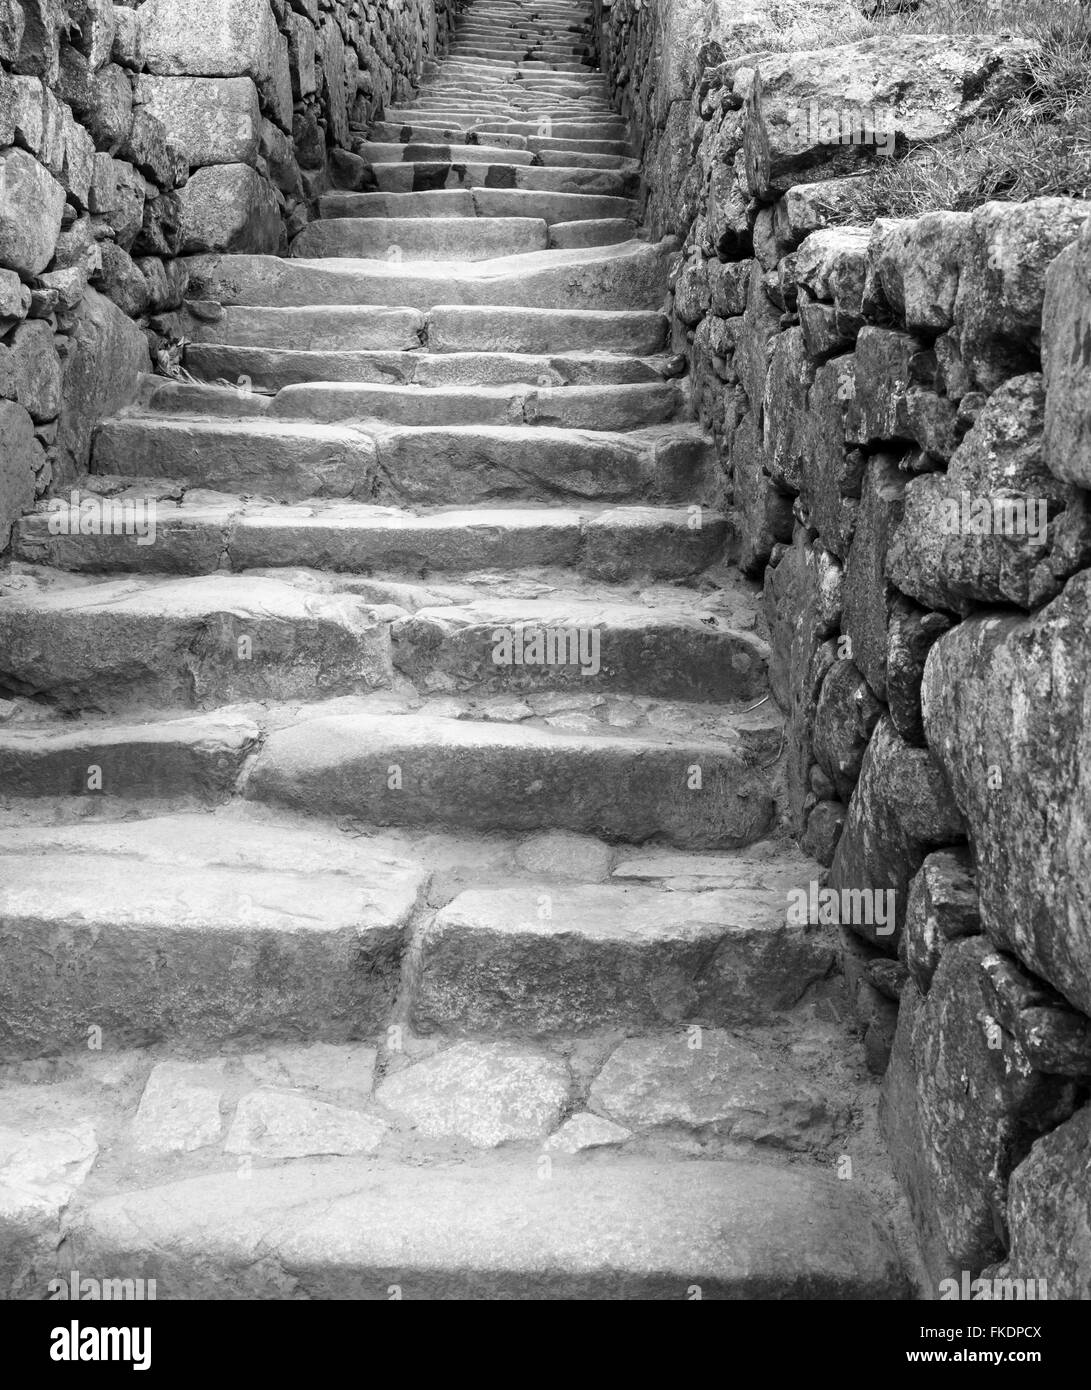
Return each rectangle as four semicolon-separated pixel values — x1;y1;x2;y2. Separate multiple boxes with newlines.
0;0;914;1298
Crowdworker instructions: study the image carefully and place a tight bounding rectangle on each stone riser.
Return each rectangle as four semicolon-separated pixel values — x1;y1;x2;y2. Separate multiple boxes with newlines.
245;712;777;849
184;243;670;312
16;503;726;582
185;303;668;355
90;416;711;506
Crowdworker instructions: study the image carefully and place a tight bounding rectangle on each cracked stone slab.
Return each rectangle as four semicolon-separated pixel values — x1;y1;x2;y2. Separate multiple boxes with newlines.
225;1089;387;1159
130;1061;225;1156
588;1031;848;1152
375;1042;570;1147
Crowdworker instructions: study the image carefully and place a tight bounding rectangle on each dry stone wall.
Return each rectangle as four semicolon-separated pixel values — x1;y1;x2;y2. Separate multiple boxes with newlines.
0;0;461;548
595;0;1091;1297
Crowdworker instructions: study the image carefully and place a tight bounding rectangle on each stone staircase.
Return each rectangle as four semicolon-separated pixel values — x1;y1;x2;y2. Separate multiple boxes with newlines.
0;0;915;1299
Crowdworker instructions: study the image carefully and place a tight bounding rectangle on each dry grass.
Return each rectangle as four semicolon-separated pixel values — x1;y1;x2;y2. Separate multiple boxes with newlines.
834;0;1091;215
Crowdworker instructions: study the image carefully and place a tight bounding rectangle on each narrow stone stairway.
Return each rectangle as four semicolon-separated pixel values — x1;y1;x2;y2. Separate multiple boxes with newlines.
0;0;913;1299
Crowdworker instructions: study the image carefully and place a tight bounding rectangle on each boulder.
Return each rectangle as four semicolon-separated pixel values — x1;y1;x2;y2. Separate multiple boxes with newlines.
829;716;964;949
954;198;1091;392
889;374;1091;615
178;163;282;255
0;148;65;277
0;400;38;549
138;0;281;85
1042;213;1091;489
53;287;150;486
134;75;261;168
742;35;1034;201
922;572;1091;1016
1004;1106;1091;1301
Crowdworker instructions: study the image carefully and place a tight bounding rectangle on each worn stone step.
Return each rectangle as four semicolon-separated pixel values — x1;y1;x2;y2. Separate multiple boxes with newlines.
366;161;636;197
245;709;774;848
0;711;258;802
92;414;709;505
391;595;767;701
321;188;636;225
0;572;392;710
0;825;426;1055
550;217;636;248
183;305;426;352
291;217;549;262
423;305;667;354
410;870;830;1034
318;188;637;223
182;345;667;394
384;110;629;136
260;381;681;430
185;241;671;311
355;140;538;166
365;121;528;149
61;1154;907;1299
368;423;712;506
93;415;380;500
383;112;629;139
17;498;726;580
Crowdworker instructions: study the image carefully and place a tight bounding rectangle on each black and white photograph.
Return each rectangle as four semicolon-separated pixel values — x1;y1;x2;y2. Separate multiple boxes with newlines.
0;0;1087;1345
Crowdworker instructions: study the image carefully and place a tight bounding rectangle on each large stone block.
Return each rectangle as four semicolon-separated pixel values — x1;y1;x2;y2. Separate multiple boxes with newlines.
829;717;963;949
889;374;1091;615
134;75;261;168
139;0;281;83
880;941;1077;1286
178;163;282;255
954;198;1091;393
800;354;864;559
1004;1105;1091;1301
0;148;65;276
762;327;813;494
741;35;1033;201
871;210;971;334
842;453;906;701
922;572;1091;1016
764;527;842;833
1042;214;1091;489
7;319;62;423
53;288;150;486
813;658;882;803
0;400;38;550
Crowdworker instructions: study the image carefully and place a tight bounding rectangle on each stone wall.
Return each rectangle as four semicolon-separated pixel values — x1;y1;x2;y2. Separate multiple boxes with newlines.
595;0;1091;1298
0;0;461;548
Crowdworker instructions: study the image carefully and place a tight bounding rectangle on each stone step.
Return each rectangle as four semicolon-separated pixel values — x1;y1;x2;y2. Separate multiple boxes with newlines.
0;711;258;802
184;241;671;311
291;217;549;262
17;498;726;579
58;1154;906;1299
364;161;635;197
93;414;712;505
257;381;683;431
318;188;638;224
410;870;829;1034
181;305;426;352
424;304;667;353
0;572;392;710
390;595;768;701
182;345;668;393
366;120;530;149
0;822;427;1054
355;140;632;172
245;708;775;848
384;110;628;136
383;112;629;139
92;414;381;500
550;217;636;248
187;304;667;356
354;140;539;166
